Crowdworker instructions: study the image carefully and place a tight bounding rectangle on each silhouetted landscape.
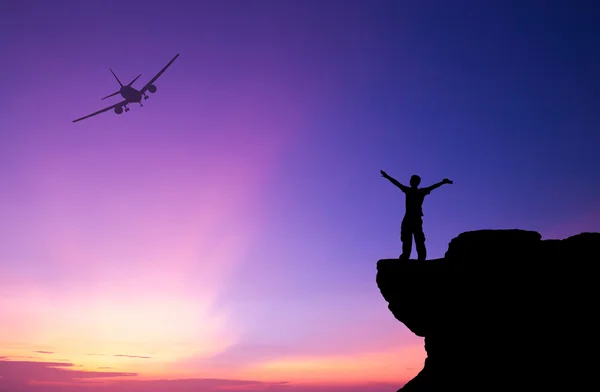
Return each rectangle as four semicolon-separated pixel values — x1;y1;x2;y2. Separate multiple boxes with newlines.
378;229;600;391
3;1;600;391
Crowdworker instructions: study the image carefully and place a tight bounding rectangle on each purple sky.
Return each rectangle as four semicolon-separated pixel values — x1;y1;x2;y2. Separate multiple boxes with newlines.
1;0;600;390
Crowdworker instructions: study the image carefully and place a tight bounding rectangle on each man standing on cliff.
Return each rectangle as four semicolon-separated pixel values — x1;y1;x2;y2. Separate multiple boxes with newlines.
381;170;452;261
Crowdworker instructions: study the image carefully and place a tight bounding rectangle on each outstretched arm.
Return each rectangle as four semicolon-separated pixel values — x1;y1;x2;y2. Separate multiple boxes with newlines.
380;170;409;192
423;178;453;193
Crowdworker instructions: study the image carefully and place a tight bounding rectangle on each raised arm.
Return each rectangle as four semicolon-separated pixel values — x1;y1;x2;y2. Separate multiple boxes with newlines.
380;170;409;192
423;178;453;193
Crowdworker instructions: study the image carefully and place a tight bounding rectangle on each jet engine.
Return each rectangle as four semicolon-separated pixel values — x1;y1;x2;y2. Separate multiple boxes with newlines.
148;84;157;93
114;106;124;115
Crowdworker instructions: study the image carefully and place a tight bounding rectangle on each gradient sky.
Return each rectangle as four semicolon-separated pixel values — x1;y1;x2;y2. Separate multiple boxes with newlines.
1;0;600;391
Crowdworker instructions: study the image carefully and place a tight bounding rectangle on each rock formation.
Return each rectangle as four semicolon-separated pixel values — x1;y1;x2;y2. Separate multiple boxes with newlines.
376;229;599;391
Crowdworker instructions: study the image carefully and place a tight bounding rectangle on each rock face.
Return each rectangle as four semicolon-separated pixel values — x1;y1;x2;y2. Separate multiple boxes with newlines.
376;229;600;391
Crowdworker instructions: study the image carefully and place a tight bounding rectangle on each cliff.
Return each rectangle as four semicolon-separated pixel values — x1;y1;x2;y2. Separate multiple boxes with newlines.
376;229;600;391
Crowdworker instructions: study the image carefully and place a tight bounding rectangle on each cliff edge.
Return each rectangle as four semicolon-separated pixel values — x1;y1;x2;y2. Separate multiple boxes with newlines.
377;229;600;391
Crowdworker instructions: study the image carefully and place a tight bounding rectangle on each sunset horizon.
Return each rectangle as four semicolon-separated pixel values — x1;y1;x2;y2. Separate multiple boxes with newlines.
2;0;600;391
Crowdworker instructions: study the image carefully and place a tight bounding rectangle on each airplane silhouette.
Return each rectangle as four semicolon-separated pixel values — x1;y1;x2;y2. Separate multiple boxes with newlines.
72;53;180;123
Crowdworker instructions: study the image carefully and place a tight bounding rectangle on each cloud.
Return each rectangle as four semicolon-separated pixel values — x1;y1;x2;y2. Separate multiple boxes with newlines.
23;379;404;392
0;360;136;385
34;351;54;354
121;378;268;389
84;353;151;359
0;363;406;392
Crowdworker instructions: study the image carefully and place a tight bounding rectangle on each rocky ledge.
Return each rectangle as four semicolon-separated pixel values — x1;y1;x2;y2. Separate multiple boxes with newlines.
376;229;600;391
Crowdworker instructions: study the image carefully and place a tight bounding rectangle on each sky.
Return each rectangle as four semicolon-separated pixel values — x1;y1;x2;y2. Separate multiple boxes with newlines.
1;0;599;391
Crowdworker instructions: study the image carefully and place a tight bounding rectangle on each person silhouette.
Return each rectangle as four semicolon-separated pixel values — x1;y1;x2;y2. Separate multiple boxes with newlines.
381;170;452;261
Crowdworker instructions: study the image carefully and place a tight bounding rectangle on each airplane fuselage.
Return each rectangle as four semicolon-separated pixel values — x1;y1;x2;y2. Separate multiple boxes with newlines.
120;85;142;103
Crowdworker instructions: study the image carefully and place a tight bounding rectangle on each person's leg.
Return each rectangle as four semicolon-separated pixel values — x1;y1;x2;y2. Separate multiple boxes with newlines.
400;219;413;260
414;219;426;261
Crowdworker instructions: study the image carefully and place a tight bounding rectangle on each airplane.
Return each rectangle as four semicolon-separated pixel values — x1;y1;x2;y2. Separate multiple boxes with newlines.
72;53;180;123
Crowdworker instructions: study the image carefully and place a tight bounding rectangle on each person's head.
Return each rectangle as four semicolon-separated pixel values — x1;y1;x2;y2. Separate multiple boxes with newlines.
410;175;421;188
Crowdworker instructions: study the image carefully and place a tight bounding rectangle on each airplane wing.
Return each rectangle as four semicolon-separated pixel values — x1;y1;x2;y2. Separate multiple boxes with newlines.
72;100;128;123
139;53;179;94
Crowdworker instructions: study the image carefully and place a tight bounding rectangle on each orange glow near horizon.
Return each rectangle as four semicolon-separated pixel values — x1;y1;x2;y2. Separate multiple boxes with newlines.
239;344;425;384
0;343;425;386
